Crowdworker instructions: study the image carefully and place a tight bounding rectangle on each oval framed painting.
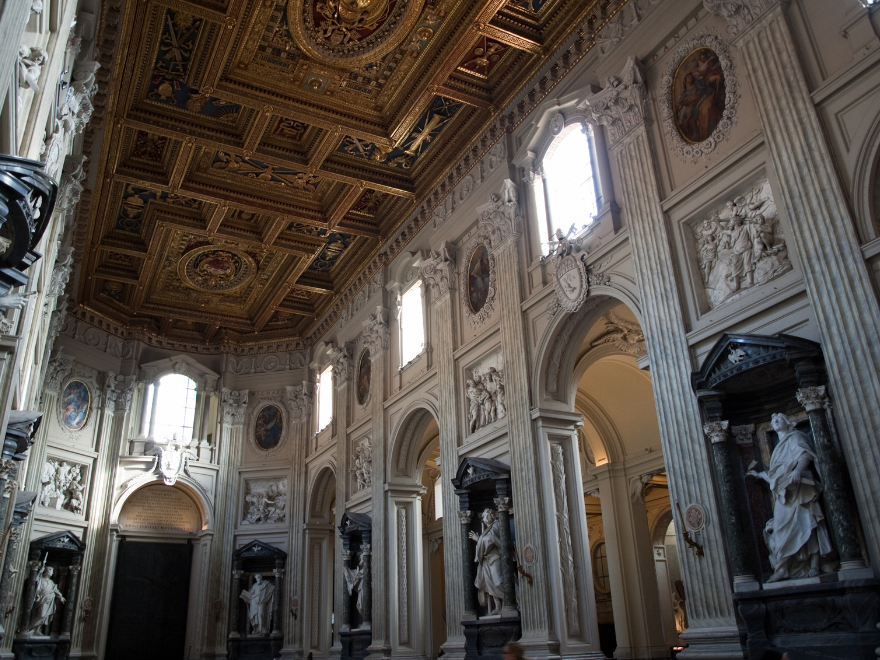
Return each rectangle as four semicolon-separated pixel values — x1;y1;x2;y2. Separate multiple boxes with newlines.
461;240;496;326
59;380;91;432
356;348;372;406
661;33;738;162
253;404;284;451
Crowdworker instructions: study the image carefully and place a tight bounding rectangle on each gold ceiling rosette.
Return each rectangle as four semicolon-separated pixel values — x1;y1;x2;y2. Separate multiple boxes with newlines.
287;0;426;67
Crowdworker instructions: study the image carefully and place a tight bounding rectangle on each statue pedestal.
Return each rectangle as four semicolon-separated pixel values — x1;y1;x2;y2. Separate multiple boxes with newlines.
227;632;283;660
734;577;880;660
12;633;70;660
462;614;521;660
340;628;371;660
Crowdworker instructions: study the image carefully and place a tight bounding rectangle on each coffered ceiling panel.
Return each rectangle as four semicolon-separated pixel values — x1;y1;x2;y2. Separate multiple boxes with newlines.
79;0;601;345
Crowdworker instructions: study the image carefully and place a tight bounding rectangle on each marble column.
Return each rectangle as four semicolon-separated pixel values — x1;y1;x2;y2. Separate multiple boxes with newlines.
703;421;758;590
458;510;477;619
78;372;136;654
17;557;41;634
282;382;315;658
585;58;741;658
363;308;390;660
494;496;516;616
328;346;351;657
362;534;373;628
61;557;81;635
0;492;34;640
341;550;352;630
795;386;866;572
421;245;467;656
705;0;880;568
208;388;248;655
591;464;667;659
230;566;243;637
476;181;552;651
272;562;284;635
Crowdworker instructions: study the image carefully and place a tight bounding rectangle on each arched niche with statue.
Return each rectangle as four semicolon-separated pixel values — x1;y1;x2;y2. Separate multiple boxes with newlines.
227;540;286;660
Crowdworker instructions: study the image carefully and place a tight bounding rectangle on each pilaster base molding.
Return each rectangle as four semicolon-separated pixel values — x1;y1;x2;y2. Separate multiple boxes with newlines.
677;625;746;660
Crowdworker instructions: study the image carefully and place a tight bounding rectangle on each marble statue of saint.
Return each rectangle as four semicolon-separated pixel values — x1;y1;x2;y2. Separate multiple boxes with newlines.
343;554;366;616
747;413;833;582
469;508;504;615
28;566;65;635
240;574;275;635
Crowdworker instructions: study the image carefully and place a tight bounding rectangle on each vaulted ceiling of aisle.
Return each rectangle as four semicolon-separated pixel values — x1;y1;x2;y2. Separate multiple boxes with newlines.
80;0;598;346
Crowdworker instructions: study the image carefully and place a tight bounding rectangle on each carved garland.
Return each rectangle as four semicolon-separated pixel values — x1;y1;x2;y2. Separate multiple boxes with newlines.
660;32;739;163
460;234;497;327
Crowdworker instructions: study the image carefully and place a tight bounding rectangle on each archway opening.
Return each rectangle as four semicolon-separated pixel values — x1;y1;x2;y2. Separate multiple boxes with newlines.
306;467;337;656
418;420;446;660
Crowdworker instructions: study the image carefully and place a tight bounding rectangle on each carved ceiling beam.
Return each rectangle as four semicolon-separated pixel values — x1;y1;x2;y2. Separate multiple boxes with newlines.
243;106;274;153
435;85;493;112
204;322;220;342
130;224;174;310
478;24;545;56
168;138;197;191
261;216;288;245
293;282;333;295
254;261;313;330
159;316;174;335
327;182;366;230
199;0;247;90
92;272;140;285
307;127;343;172
207;202;227;235
156;0;228;23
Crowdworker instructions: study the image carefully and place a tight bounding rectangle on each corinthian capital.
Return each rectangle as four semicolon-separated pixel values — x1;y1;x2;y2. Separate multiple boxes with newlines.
286;382;315;420
44;350;74;394
796;386;828;412
420;242;456;302
221;388;249;425
703;0;775;37
703;420;730;444
104;373;137;413
584;56;648;146
327;346;352;387
477;180;522;251
361;307;390;358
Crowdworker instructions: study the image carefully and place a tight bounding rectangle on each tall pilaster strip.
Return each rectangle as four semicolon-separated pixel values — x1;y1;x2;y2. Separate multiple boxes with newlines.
705;0;880;565
77;372;136;654
328;346;351;654
285;382;315;654
208;388;248;655
421;247;466;652
477;182;550;642
365;312;390;659
584;58;739;649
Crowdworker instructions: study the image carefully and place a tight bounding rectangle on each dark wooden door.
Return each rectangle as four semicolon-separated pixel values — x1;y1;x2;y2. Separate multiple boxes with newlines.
105;540;192;660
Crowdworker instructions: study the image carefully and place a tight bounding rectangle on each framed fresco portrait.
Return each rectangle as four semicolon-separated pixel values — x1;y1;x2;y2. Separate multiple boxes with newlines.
59;380;91;432
356;348;372;406
461;239;496;326
253;404;284;451
661;33;738;162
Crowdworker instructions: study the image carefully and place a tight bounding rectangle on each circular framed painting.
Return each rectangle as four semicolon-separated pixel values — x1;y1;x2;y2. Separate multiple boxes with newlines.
59;380;91;432
254;404;284;451
672;47;726;144
356;348;372;406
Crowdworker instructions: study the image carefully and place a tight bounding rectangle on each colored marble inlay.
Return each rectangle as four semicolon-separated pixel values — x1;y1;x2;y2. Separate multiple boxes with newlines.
337;95;462;169
308;231;352;271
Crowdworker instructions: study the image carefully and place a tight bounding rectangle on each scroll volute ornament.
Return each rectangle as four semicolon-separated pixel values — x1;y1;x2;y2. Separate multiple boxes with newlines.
583;56;648;146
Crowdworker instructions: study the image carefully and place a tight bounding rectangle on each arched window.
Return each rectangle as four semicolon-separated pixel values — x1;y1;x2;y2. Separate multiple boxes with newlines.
399;280;425;367
316;364;334;432
147;373;198;442
542;123;600;245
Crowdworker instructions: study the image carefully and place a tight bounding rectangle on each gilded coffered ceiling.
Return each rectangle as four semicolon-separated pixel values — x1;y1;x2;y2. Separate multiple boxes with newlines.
80;0;602;346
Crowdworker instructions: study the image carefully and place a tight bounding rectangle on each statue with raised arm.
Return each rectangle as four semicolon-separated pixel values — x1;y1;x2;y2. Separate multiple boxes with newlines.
469;508;504;615
239;574;275;635
343;553;366;616
747;413;833;582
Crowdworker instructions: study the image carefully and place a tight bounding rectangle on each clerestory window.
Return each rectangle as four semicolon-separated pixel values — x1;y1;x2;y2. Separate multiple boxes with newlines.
147;373;198;443
316;364;334;432
399;280;425;367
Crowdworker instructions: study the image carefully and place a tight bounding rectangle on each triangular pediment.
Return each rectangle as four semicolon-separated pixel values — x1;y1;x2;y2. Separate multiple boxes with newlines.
452;457;511;491
234;539;287;560
339;512;372;536
30;530;85;554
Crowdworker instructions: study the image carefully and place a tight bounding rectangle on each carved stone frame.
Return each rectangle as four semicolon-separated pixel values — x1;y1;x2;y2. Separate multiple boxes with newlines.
460;234;497;327
248;396;288;458
56;373;99;440
660;31;739;163
355;347;372;409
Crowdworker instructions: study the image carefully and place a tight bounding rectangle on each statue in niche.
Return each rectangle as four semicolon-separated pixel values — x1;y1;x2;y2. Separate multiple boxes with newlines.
746;413;834;582
343;553;366;616
28;566;65;635
469;508;504;615
240;574;275;635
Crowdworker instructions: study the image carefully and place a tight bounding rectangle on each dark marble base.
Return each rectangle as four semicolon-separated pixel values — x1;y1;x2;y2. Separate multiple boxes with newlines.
12;635;71;660
462;615;521;660
227;632;283;660
340;629;371;660
735;577;880;660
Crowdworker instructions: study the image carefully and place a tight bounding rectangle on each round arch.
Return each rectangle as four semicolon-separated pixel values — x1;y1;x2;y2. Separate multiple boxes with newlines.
111;474;214;531
388;401;440;483
307;463;337;523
